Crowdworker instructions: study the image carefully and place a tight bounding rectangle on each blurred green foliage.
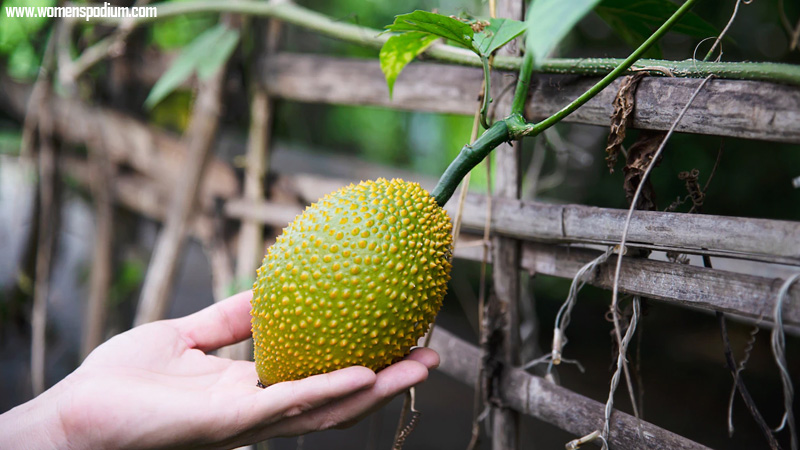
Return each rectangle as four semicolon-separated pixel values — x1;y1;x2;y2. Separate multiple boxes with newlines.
0;130;22;156
150;14;216;50
149;91;193;132
145;22;240;109
109;259;146;307
0;0;55;80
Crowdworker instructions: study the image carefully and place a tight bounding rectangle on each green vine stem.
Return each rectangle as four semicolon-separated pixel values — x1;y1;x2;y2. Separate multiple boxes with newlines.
522;0;699;137
510;51;534;116
430;119;511;206
479;56;492;129
432;0;698;206
93;0;800;86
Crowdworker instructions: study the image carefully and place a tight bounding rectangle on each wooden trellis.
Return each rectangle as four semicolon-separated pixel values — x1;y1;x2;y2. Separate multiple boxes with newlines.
3;0;799;448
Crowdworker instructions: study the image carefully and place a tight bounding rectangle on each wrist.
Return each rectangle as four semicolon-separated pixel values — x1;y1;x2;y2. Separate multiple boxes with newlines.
0;384;70;450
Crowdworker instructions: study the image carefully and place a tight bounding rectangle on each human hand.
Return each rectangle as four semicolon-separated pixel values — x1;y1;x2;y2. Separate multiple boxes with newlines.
0;291;439;449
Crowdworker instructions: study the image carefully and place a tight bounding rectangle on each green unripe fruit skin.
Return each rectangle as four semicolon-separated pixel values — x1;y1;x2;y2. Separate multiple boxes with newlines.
251;178;453;385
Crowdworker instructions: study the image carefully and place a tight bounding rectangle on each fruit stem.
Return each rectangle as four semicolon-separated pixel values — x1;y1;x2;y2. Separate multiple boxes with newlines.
432;120;509;207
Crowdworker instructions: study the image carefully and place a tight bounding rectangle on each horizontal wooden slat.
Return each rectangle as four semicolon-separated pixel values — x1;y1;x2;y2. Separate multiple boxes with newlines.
58;152;800;330
224;180;800;267
454;241;800;329
452;195;800;266
225;195;800;328
252;147;800;267
428;327;710;450
263;53;800;144
61;153;800;331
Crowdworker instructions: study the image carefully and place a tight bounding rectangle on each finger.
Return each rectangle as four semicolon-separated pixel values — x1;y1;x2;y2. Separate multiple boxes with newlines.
171;290;254;352
238;366;376;430
266;359;429;437
406;347;440;369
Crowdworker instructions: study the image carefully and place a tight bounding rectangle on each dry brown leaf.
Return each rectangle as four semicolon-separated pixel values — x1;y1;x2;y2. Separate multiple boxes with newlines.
606;72;647;173
623;130;666;211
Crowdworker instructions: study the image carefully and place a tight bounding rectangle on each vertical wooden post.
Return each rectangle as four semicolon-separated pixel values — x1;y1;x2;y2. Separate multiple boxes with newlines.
490;0;524;448
31;94;58;397
134;55;228;326
224;20;281;361
82;147;114;359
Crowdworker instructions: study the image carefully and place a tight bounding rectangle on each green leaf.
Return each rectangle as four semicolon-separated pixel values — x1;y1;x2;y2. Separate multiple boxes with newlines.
473;18;527;56
379;31;439;97
596;0;719;53
525;0;603;67
386;10;476;51
196;27;240;80
144;23;240;109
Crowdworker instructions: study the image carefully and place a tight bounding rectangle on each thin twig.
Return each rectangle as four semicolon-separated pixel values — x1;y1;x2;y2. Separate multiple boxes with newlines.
703;0;748;61
604;75;715;440
718;312;781;449
696;227;765;443
778;0;800;50
82;142;115;359
59;0;152;86
28;26;59;398
392;388;420;450
772;274;799;450
566;430;609;450
603;296;642;439
31;80;58;397
546;247;613;371
726;322;759;436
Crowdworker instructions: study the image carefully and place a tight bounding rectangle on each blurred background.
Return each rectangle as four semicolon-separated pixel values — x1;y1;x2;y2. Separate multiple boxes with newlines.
1;0;799;448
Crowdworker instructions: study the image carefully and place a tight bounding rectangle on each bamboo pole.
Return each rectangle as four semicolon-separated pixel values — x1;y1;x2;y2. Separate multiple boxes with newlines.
428;328;712;450
134;41;230;326
488;1;524;448
81;146;114;358
90;0;800;86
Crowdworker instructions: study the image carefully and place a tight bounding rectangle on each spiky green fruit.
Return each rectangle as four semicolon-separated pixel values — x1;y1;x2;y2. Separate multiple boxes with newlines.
251;178;453;385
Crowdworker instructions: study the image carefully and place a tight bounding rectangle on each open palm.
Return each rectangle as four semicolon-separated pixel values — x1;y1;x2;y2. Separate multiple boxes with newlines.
48;291;438;449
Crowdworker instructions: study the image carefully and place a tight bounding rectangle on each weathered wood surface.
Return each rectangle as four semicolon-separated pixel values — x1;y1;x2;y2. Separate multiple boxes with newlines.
225;195;800;328
490;1;524;448
455;195;800;266
58;152;800;330
262;53;800;144
428;327;711;450
454;242;800;328
135;62;228;326
223;170;800;267
6;75;796;267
